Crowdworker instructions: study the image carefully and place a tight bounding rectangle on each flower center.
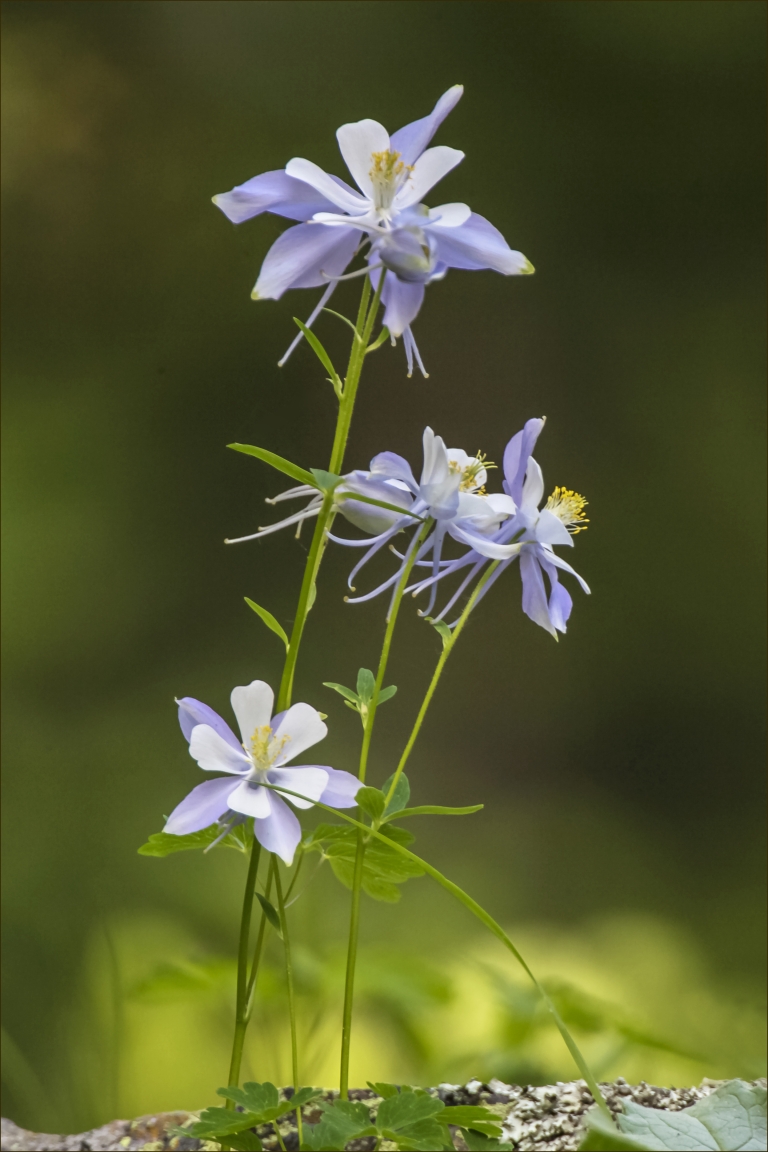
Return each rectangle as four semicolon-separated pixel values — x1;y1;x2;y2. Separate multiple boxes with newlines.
545;487;589;533
450;451;496;493
369;149;412;212
248;724;290;771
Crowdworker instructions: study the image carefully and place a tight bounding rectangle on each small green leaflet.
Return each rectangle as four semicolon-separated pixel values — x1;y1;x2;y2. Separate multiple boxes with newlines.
292;318;342;395
227;1132;262;1151
357;667;376;702
386;804;484;821
425;616;453;648
255;893;282;937
244;598;289;651
303;1099;375;1150
461;1131;514;1151
304;822;424;902
323;681;360;706
228;443;316;489
580;1080;767;1152
365;324;391;354
310;467;343;493
356;786;386;822
382;771;410;816
138;824;249;857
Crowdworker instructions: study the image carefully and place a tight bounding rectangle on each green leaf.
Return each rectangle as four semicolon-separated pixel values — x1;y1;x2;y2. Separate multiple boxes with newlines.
292;319;342;391
288;1087;324;1112
382;771;410;816
365;325;391;354
356;786;386;822
302;1099;374;1150
356;667;376;702
460;1131;514;1151
138;824;249;857
228;444;316;489
613;1080;767;1151
581;1108;655;1150
376;1088;445;1130
228;1131;263;1151
255;893;281;937
216;1081;280;1119
305;822;424;902
367;1081;400;1099
425;616;453;648
378;684;398;704
306;581;317;611
309;468;343;493
387;804;484;821
380;1118;448;1150
322;307;361;338
244;598;289;651
437;1105;503;1138
322;682;360;706
180;1106;263;1140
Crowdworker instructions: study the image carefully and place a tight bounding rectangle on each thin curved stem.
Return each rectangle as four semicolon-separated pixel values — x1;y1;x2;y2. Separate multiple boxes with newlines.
226;838;262;1098
244;856;276;1014
339;521;433;1097
382;561;501;812
273;864;303;1146
260;782;612;1121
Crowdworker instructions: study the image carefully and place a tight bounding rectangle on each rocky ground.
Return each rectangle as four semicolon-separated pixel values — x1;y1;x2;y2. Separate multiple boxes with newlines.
1;1077;759;1151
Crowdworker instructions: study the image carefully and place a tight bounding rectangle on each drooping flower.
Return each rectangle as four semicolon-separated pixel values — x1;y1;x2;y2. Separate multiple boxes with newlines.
224;468;417;546
165;680;361;864
411;419;591;637
329;427;518;615
213;86;533;375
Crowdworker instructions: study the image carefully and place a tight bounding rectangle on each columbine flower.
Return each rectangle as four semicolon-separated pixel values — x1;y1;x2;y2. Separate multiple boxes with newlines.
224;469;416;546
165;680;361;864
213;86;533;375
414;418;591;637
329;427;518;615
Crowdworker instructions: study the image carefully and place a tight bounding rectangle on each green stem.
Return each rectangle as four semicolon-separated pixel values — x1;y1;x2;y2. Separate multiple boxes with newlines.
339;521;433;1097
277;276;383;712
262;784;613;1122
226;837;262;1098
383;561;501;812
273;864;303;1146
227;275;383;1092
244;856;276;1015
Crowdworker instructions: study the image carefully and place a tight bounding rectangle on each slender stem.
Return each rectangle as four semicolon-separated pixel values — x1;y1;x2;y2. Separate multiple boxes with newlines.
383;561;501;812
226;837;262;1098
277;276;383;712
339;521;432;1097
260;783;613;1123
244;856;276;1014
273;864;303;1146
227;276;383;1092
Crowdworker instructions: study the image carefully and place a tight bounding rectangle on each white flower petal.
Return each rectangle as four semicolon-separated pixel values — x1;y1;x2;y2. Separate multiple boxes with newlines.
268;766;329;809
336;118;390;198
427;202;472;228
230;681;274;746
534;509;574;548
285;158;369;214
272;702;327;765
521;457;545;513
254;794;301;865
189;725;250;774
227;780;272;819
395;146;464;209
541;547;591;594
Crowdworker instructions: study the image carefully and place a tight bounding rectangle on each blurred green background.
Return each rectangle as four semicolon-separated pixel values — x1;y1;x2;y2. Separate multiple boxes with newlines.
2;0;765;1133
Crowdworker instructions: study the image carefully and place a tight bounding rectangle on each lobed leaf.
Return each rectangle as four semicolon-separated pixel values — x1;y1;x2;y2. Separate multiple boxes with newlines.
138;825;249;857
180;1105;262;1139
228;443;316;489
356;786;386;822
255;893;282;936
216;1080;280;1118
302;1099;374;1149
608;1079;768;1151
244;598;289;651
438;1105;503;1137
227;1132;263;1151
461;1130;514;1151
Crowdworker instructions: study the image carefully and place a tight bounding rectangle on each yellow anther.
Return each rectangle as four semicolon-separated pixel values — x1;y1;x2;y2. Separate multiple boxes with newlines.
545;487;589;533
368;150;413;211
249;724;290;768
450;451;496;491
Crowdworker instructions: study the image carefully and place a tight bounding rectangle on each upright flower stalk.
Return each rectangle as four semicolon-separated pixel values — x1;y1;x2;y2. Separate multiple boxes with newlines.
146;86;616;1140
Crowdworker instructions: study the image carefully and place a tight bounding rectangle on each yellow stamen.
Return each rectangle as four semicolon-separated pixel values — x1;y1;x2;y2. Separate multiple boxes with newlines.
369;150;413;210
248;724;290;769
449;451;497;492
545;487;589;533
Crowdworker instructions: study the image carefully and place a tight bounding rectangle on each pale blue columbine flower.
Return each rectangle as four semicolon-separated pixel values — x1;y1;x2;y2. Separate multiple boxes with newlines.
213;86;533;375
412;419;591;638
224;468;417;546
165;680;361;865
329;428;518;616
